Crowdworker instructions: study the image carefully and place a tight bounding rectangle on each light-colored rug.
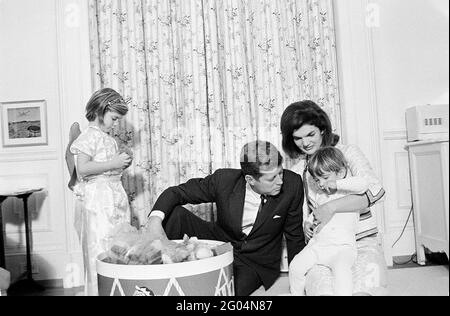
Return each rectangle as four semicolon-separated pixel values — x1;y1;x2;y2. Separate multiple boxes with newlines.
252;265;449;296
386;265;448;296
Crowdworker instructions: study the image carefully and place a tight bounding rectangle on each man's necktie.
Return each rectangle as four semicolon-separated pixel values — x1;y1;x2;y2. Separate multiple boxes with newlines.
242;195;267;234
258;195;267;213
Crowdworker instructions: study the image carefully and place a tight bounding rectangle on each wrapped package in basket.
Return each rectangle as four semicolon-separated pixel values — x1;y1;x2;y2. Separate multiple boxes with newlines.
104;223;216;265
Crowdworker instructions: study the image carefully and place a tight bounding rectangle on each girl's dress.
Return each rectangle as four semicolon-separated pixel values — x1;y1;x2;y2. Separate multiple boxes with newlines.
70;125;130;296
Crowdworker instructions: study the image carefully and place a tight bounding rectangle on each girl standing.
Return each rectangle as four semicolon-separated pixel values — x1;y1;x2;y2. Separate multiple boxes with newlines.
71;88;132;295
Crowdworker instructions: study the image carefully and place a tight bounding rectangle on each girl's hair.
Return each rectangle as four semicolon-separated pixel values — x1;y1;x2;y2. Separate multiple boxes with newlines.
307;146;348;178
85;88;129;123
280;100;339;159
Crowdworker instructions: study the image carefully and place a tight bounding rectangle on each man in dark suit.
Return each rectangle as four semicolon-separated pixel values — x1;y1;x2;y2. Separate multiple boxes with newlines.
146;140;305;296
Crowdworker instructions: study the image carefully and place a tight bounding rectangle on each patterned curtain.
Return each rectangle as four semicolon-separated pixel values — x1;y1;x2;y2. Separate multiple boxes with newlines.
88;0;340;226
203;0;340;171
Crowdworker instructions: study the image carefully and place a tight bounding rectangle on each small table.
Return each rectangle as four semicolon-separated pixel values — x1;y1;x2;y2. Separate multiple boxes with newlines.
405;140;449;265
0;188;45;294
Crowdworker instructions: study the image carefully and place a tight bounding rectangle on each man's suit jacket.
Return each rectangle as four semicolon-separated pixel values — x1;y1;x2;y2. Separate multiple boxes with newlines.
152;168;305;288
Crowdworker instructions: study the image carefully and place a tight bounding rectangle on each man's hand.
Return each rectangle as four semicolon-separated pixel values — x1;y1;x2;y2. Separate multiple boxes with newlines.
143;216;169;242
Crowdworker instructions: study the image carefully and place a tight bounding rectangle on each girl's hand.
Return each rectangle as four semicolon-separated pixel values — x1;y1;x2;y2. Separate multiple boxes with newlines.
303;221;315;241
123;153;133;169
112;152;132;169
120;148;134;169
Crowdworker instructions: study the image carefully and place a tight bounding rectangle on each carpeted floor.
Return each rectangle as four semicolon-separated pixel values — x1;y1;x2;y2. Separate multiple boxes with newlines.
386;265;449;296
252;265;449;296
5;265;448;296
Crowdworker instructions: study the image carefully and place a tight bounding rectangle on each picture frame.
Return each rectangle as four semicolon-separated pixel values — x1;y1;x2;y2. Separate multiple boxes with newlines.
1;100;48;148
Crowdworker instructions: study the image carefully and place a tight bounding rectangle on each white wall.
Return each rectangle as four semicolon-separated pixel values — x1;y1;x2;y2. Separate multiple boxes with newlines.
0;0;91;285
373;0;449;258
334;0;449;263
373;0;449;126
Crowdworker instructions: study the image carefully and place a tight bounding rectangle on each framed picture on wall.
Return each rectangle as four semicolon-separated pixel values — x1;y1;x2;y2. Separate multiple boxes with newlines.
1;100;48;148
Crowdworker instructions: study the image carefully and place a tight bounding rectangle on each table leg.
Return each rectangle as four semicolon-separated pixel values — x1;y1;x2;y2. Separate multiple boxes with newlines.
7;193;44;295
21;194;33;281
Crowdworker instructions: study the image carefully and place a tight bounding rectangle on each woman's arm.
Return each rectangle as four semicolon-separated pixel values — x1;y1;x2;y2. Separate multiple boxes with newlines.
313;194;369;225
314;144;386;226
342;144;385;207
76;152;131;177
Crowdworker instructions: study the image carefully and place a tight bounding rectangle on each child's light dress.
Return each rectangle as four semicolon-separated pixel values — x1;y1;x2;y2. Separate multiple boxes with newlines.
70;125;130;296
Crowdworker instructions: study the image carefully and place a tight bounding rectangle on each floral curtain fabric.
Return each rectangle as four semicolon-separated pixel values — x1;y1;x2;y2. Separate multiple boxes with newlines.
88;0;340;225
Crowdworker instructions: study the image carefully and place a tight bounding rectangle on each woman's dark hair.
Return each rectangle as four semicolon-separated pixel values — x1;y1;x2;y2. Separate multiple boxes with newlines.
280;100;339;159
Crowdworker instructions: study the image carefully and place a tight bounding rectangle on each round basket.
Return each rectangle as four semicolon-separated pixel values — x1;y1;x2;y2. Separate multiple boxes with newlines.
96;240;234;296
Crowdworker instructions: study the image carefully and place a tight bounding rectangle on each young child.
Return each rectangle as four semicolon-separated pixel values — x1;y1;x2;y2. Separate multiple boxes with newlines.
289;146;370;296
70;88;132;296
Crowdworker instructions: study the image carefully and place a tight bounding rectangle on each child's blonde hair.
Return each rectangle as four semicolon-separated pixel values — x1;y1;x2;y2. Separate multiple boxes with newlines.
308;146;348;178
85;88;129;123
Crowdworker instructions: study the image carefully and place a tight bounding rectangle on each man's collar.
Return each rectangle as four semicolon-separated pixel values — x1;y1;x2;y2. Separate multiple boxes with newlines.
246;182;261;198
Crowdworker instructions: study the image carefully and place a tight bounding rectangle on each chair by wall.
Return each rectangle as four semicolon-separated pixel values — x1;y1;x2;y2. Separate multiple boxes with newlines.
65;122;81;191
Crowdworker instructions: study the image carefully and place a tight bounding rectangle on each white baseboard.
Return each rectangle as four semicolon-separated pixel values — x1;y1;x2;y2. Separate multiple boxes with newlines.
5;250;84;288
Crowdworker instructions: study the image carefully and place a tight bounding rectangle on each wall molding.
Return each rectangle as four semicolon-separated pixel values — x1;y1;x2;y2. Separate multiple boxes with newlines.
393;151;412;209
0;149;59;163
383;129;408;141
5;242;67;254
5;250;84;284
55;0;92;272
390;221;414;230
